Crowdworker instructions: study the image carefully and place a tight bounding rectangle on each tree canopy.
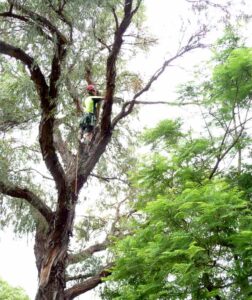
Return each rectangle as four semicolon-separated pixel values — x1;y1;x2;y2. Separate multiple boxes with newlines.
104;28;252;300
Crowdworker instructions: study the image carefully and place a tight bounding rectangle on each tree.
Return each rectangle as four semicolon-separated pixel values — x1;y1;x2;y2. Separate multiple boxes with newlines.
0;278;30;300
0;0;205;299
104;31;252;299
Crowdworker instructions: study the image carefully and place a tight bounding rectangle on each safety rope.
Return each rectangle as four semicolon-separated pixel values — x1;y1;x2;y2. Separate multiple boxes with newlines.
75;147;79;196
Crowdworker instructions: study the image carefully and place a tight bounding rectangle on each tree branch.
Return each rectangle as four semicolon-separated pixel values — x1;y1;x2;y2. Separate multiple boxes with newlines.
68;242;107;265
45;0;73;42
66;273;95;282
74;0;142;193
12;168;53;181
100;0;139;134
92;19;111;52
64;265;112;300
0;40;49;99
90;173;128;184
0;40;67;201
133;100;199;106
53;126;75;171
0;11;53;42
65;77;83;114
8;1;68;44
209;125;245;179
111;7;119;31
0;39;34;67
0;115;39;132
112;28;206;128
0;181;53;223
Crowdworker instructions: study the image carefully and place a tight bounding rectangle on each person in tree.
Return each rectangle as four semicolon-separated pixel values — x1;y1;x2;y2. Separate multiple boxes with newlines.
79;84;104;142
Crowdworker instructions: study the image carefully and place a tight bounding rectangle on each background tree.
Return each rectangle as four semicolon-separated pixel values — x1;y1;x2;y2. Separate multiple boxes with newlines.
0;0;205;299
0;278;30;300
104;29;252;300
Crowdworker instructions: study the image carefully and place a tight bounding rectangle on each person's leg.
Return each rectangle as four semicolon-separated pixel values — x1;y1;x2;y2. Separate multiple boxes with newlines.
78;116;85;141
84;126;93;143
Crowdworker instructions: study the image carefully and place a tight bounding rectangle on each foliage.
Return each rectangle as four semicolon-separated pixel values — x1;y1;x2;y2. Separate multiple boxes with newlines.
0;278;30;300
104;30;252;299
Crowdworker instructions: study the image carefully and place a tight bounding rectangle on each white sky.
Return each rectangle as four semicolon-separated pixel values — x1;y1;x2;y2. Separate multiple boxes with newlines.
0;0;251;299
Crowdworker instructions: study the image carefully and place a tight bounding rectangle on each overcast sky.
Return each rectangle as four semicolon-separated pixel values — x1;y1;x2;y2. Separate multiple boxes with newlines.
0;0;251;299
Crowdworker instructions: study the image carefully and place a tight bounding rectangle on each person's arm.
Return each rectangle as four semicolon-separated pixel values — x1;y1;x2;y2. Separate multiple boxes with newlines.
92;96;104;104
92;96;104;120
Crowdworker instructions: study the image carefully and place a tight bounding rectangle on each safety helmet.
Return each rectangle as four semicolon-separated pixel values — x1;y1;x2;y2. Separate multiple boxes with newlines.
86;84;96;92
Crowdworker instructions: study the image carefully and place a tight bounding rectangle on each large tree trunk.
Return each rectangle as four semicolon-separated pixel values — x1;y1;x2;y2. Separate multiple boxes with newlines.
34;198;76;300
34;229;67;300
34;228;68;300
35;263;66;300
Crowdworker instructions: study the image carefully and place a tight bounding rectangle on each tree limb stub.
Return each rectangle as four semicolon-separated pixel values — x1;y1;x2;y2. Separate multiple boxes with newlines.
0;181;53;224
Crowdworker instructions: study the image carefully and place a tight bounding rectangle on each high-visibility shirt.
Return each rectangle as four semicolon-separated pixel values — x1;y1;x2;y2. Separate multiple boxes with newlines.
83;96;103;114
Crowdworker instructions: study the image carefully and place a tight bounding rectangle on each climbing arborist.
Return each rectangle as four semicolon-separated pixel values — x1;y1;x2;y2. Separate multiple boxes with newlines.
79;84;104;142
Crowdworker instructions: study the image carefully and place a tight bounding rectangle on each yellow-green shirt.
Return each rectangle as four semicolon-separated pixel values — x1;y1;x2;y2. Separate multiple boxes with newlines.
83;96;103;113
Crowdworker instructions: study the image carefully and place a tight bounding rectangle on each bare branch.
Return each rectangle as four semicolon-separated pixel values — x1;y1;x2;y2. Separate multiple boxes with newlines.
64;264;112;300
133;100;199;106
68;242;107;265
66;273;95;282
90;173;128;184
49;38;67;99
131;0;143;16
112;29;206;128
109;197;129;236
186;0;231;16
13;168;53;181
111;7;119;31
0;181;53;223
209;125;245;179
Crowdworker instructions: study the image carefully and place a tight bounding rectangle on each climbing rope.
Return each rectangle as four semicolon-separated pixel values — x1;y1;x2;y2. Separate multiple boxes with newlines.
75;147;79;196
